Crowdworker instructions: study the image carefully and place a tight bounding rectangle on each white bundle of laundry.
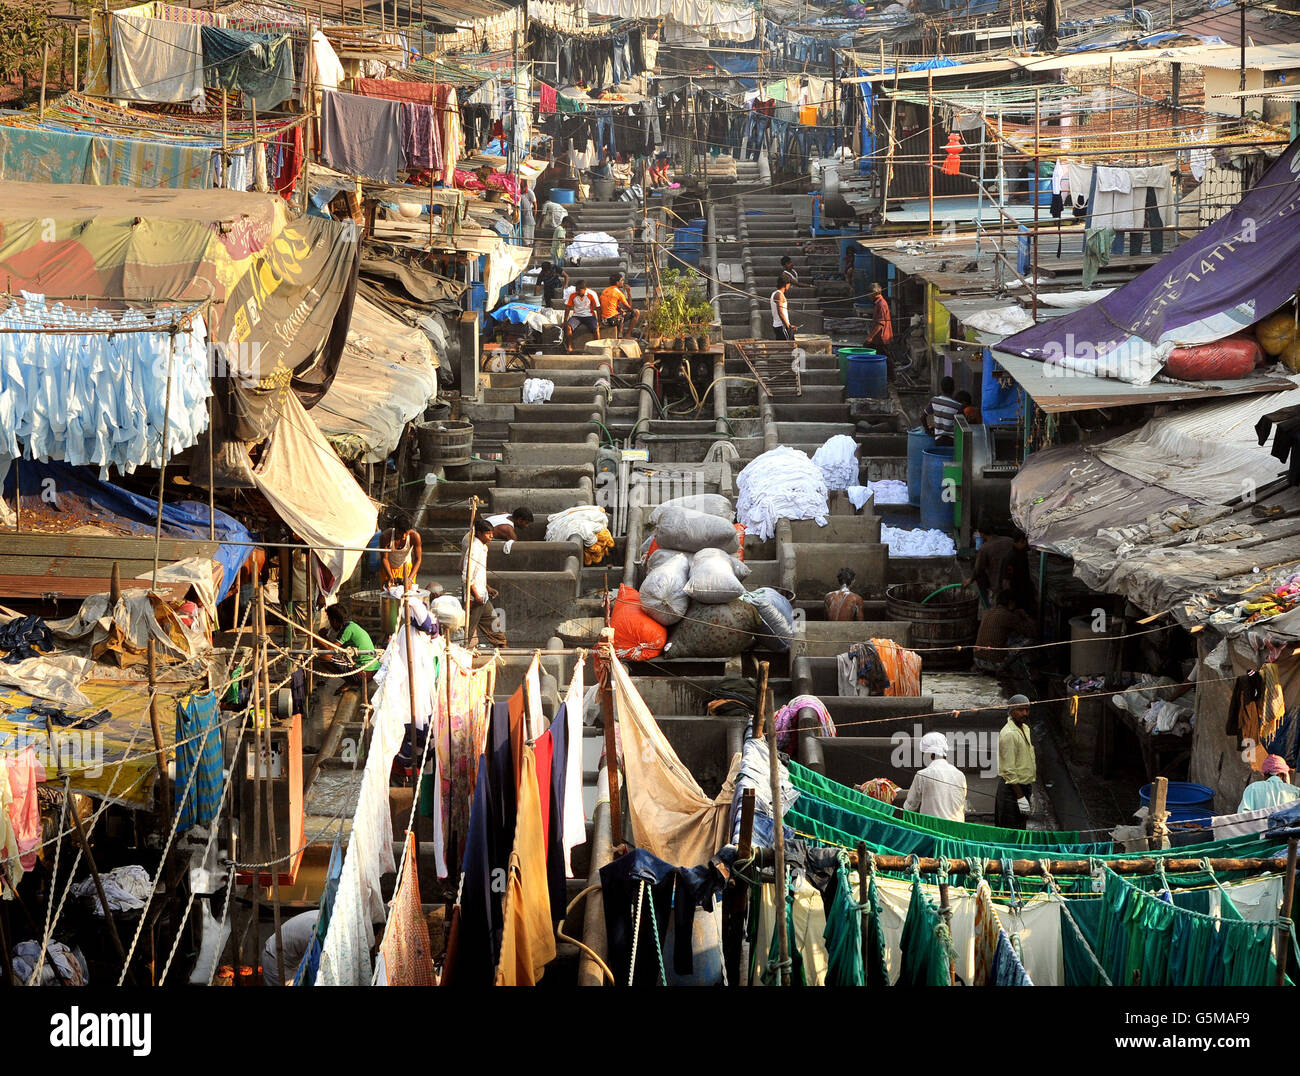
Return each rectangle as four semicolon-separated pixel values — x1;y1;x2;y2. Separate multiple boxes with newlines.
522;378;555;404
545;504;609;545
880;525;955;557
565;232;621;261
811;434;859;491
736;446;829;542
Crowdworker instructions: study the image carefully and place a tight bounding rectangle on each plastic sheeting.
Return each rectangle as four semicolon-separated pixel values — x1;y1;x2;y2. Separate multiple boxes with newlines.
0;654;94;710
2;459;250;603
545;504;608;546
252;392;378;596
0;296;210;477
311;296;439;463
736;446;829;542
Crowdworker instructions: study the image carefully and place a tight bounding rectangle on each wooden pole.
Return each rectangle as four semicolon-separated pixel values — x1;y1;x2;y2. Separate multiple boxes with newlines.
245;581;267;984
1148;774;1169;851
222;95;229;189
462;496;480;632
206;393;215;541
747;848;1287;876
403;584;420;787
67;794;135;984
73;31;79;94
857;839;869;984
146;640;173;838
1277;837;1298;987
1239;0;1247;120
39;41;48;120
1032;87;1040;321
760;660;788;986
151;333;175;589
882;64;900;211
736;788;756;861
306;549;316;703
599;635;623;851
926;69;934;238
257;590;286;989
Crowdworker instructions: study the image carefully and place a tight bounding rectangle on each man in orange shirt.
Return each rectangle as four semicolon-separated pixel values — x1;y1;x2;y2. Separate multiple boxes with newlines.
599;272;640;337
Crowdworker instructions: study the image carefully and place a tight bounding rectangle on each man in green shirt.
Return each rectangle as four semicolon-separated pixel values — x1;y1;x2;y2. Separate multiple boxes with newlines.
995;694;1036;829
325;604;380;682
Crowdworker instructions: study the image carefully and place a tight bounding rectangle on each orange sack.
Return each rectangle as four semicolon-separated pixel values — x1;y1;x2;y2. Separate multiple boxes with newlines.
611;584;667;661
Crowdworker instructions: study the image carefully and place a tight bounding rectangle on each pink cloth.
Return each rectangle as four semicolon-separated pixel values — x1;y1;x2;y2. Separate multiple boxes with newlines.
6;748;46;871
773;694;836;753
1263;754;1290;776
539;82;557;115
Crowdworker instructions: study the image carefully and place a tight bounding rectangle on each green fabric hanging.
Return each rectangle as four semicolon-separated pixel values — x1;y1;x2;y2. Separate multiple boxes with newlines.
822;863;864;987
789;760;1100;849
1097;868;1280;987
1061;895;1105;986
896;879;953;986
866;875;890;986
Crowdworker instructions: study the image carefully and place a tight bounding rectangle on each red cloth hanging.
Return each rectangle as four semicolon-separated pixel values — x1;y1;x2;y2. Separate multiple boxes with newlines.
941;132;964;176
539;82;557;115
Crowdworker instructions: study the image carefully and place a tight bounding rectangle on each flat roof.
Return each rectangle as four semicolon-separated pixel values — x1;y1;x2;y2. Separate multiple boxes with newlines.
991;348;1297;412
847;43;1300;84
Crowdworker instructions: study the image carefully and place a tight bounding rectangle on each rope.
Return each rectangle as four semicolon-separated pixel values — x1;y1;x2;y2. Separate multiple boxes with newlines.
1043;870;1114;986
628;880;645;987
646;877;668;987
27;777;70;987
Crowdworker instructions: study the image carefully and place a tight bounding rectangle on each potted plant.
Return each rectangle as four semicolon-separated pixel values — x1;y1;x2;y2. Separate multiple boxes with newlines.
646;269;716;350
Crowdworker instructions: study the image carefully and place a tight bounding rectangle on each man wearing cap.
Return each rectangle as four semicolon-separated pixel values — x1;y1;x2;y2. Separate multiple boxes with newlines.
996;695;1036;828
901;731;968;822
1238;755;1300;813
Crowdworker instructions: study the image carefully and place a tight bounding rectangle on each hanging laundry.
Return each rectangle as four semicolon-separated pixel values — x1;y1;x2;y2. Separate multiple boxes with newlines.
174;689;222;834
110;14;206;106
354;77;436;104
0;296;212;477
201;27;296;111
319;90;405;182
378;833;436;985
540;82;558;115
495;745;556;986
400;102;437;172
771;694;836;753
4;747;45;872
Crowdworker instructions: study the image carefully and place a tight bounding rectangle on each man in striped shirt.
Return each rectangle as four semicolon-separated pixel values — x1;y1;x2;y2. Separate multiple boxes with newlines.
924;376;963;447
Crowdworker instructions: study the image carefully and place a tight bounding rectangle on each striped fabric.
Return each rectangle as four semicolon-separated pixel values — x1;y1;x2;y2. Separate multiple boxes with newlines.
926;393;963;437
175;689;223;833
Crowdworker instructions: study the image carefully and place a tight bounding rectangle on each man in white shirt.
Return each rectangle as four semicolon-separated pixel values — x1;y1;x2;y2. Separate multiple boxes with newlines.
462;516;506;647
770;277;795;341
901;732;968;822
564;279;599;352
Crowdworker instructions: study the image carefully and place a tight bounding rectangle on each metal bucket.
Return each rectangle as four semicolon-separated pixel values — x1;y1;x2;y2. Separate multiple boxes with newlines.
885;582;978;669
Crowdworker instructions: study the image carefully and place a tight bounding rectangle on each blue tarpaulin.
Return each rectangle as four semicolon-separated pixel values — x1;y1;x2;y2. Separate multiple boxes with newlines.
489;302;546;326
3;460;251;602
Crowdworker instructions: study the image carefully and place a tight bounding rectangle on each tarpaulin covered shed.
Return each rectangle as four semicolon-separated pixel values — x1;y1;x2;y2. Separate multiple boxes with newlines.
0;182;359;441
997;137;1300;385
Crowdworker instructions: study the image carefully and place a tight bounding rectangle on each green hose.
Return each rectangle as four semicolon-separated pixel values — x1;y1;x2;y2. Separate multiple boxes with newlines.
921;583;966;604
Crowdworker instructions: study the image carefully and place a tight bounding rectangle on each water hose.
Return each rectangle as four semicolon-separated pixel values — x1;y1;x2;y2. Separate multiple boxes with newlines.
921;582;966;604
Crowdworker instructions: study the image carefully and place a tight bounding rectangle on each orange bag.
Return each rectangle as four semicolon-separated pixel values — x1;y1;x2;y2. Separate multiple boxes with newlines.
611;584;667;661
733;524;746;562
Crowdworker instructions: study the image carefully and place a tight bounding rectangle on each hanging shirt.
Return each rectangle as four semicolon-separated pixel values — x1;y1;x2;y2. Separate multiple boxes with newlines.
998;717;1036;786
770;289;789;328
1238;775;1300;813
902;757;967;822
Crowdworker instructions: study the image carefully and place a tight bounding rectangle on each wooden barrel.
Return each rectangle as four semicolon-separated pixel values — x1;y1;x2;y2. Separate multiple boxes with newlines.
885;583;978;670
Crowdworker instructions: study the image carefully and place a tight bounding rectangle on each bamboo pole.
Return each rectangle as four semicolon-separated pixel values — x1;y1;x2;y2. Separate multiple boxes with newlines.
39;42;48;120
1032;87;1040;321
599;634;623;851
403;583;420;787
257;590;286;989
67;794;135;985
1277;838;1297;987
245;581;266;985
926;69;934;238
1148;775;1169;851
146;640;173;840
760;660;788;986
857;839;869;982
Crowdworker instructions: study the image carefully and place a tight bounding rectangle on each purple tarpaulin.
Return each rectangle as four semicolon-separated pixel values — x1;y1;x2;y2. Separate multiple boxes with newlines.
997;139;1300;385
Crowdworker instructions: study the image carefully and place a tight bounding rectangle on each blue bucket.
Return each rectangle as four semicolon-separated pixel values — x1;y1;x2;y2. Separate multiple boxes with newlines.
1139;782;1215;812
846;352;888;399
908;426;934;508
920;445;955;531
549;189;576;205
